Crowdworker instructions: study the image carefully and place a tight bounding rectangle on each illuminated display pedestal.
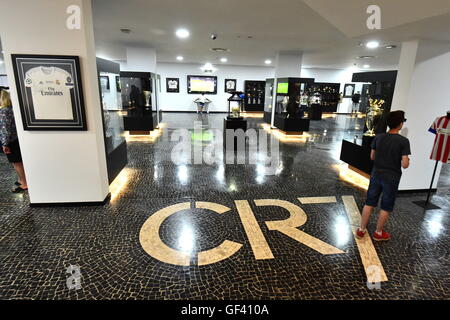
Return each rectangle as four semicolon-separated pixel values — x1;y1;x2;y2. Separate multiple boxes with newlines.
309;103;323;120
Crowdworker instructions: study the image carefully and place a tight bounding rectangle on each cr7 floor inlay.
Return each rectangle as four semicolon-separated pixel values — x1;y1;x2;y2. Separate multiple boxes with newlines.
139;196;387;283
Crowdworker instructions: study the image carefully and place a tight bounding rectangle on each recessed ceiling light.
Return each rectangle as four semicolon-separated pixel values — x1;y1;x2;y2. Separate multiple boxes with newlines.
220;57;227;63
363;64;370;68
176;56;184;61
120;28;131;34
0;60;3;64
265;59;272;65
366;41;379;49
385;45;397;49
176;28;190;39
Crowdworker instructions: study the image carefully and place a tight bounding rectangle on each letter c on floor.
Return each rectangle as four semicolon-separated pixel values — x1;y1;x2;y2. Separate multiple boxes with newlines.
139;202;242;266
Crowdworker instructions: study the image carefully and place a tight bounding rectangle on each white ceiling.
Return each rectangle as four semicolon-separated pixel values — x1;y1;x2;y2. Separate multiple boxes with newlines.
92;0;450;70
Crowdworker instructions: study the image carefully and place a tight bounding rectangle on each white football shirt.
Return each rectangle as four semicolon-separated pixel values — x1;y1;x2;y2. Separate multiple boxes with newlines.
24;66;74;120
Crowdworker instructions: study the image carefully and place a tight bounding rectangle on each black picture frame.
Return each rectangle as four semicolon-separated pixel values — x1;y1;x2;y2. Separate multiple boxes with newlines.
344;83;356;98
100;76;110;91
225;79;237;93
11;54;87;131
166;78;179;93
187;75;217;94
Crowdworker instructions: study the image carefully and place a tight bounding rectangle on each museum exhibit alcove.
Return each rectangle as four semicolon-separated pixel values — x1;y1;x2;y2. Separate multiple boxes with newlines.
340;71;398;175
120;71;161;134
273;77;314;134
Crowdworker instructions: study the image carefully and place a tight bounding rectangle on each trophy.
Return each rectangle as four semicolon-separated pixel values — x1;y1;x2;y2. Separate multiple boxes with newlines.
364;99;385;136
143;91;151;107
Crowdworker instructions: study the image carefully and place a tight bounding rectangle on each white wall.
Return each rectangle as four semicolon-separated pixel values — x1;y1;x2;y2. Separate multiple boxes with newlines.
400;50;450;190
156;64;368;112
157;63;275;112
0;0;109;203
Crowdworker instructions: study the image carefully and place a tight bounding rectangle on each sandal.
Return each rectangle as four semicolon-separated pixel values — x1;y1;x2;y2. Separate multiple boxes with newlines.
12;186;28;193
14;181;21;186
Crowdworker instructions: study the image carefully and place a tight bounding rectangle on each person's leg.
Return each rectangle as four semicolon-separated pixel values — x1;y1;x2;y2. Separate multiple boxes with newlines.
12;162;28;189
376;179;399;234
360;205;375;231
359;174;382;232
375;210;390;233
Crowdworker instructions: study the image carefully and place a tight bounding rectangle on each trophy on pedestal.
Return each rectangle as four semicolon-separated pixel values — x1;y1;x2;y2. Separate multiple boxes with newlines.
143;90;151;108
364;99;385;136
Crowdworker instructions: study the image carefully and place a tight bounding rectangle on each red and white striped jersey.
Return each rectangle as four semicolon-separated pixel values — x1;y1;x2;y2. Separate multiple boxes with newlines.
429;116;450;163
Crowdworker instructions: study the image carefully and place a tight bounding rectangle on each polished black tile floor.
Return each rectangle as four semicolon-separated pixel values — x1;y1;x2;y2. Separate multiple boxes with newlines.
0;113;449;300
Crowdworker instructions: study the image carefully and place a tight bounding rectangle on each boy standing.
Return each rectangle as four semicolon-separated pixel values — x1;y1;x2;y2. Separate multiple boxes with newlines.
357;111;411;241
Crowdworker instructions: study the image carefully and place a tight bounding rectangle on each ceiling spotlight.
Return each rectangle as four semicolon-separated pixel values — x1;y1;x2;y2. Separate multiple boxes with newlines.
176;28;190;39
176;56;184;61
220;57;228;63
363;64;370;68
385;45;397;49
201;62;216;73
265;59;272;65
366;41;379;49
0;60;3;64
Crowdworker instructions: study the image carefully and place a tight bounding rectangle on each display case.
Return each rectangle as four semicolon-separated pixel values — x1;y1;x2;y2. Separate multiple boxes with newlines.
272;77;314;133
307;82;340;113
227;92;244;119
244;80;265;111
120;71;160;133
340;71;398;175
96;58;128;184
263;78;274;124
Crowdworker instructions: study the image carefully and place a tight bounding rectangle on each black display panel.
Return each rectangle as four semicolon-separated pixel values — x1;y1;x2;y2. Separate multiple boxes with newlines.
187;75;217;94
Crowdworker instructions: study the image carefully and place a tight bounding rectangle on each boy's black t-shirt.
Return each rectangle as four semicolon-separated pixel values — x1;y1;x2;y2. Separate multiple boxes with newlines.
371;133;411;182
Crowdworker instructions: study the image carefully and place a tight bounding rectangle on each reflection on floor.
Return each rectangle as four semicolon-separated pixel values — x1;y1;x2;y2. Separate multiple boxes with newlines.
0;113;448;300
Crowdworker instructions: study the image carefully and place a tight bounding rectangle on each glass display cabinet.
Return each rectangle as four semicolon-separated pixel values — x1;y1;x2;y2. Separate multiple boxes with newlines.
244;80;265;111
96;58;128;183
120;71;160;134
263;78;274;124
227;91;244;119
307;82;340;112
272;77;314;133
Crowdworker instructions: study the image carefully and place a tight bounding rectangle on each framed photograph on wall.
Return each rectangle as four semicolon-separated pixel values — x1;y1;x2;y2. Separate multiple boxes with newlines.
100;75;110;91
225;79;237;93
11;54;87;131
344;83;355;97
166;78;179;93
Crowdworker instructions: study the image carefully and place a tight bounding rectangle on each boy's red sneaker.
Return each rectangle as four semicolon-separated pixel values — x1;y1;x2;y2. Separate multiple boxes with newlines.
356;228;366;239
373;230;391;241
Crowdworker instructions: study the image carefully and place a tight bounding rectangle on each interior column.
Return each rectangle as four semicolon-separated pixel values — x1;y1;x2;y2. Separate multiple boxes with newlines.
0;0;109;204
271;52;303;126
391;40;419;109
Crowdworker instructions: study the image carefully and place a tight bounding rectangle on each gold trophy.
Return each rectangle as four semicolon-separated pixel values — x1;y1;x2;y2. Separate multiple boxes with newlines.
364;99;385;136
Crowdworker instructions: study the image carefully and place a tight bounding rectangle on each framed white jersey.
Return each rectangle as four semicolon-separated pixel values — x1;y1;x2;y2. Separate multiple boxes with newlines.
11;54;87;131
